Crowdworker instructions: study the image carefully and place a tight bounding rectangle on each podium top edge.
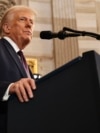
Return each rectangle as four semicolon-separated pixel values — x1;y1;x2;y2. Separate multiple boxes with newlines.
36;50;99;84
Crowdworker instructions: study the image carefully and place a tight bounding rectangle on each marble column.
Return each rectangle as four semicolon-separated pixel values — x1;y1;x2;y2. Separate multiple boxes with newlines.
52;0;79;68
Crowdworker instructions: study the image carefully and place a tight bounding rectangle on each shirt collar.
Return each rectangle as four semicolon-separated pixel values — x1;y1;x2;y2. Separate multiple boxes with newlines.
3;36;20;53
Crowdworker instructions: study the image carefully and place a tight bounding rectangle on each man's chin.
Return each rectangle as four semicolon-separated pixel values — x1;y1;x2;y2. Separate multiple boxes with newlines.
24;36;32;42
26;36;32;40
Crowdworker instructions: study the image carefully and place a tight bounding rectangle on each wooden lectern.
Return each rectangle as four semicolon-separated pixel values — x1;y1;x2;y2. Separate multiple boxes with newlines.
7;50;100;133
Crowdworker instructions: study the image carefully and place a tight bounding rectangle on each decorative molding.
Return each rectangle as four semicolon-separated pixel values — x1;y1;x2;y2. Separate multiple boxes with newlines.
0;0;16;22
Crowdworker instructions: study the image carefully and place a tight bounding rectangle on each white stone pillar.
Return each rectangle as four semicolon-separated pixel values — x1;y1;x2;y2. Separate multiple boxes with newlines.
52;0;79;68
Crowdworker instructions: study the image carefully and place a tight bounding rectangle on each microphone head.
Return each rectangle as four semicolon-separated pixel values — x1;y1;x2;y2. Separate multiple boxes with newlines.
40;31;53;39
40;30;66;39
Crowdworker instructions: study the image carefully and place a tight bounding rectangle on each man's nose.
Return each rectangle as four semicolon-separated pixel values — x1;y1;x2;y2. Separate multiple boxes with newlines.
26;20;32;27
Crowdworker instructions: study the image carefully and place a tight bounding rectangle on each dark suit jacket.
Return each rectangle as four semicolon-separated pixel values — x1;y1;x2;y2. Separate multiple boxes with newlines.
0;38;33;133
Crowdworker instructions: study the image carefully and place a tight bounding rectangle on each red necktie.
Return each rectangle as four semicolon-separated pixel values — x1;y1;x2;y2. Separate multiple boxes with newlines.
17;50;30;77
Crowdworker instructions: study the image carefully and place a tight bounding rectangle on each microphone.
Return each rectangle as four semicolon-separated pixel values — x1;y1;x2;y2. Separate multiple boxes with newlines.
40;30;81;40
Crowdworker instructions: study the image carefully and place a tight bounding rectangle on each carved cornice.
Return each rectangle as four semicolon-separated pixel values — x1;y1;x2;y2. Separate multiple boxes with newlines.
0;0;16;22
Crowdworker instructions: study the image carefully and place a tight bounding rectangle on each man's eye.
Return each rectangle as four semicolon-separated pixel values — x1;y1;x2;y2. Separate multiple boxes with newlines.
19;18;26;22
19;18;25;21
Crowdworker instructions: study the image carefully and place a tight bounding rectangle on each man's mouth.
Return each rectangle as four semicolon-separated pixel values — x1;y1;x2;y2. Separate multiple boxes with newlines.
24;31;32;35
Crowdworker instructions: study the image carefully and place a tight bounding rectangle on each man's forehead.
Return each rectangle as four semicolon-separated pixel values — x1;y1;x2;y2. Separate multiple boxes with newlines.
16;12;35;19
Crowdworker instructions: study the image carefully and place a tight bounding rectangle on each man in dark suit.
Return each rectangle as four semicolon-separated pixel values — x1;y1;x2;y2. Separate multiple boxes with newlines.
0;5;37;133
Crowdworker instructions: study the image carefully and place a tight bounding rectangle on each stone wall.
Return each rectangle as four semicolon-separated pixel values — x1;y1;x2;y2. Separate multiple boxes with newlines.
75;0;100;55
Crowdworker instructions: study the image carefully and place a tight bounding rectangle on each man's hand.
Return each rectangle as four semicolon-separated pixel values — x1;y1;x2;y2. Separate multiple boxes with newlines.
9;78;36;102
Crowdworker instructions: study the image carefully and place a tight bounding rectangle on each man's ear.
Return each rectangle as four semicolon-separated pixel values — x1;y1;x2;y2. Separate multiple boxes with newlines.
2;23;11;34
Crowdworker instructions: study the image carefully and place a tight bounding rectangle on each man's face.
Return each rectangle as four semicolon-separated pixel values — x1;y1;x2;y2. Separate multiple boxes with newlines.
5;10;35;49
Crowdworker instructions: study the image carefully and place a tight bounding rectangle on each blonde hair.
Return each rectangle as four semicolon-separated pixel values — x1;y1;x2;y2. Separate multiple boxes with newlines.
0;5;37;36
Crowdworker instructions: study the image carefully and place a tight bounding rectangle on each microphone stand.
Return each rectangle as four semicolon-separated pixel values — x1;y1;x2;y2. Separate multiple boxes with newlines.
62;27;100;40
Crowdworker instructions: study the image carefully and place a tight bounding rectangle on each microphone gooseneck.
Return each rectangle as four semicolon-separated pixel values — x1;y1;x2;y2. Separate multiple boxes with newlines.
40;27;100;40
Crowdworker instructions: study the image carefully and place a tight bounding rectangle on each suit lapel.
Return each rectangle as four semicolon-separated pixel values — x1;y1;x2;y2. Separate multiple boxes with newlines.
2;39;28;77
